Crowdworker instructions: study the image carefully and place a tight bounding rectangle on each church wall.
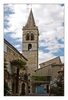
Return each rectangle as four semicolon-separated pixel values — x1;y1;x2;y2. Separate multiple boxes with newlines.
4;39;28;96
22;9;39;94
40;57;62;68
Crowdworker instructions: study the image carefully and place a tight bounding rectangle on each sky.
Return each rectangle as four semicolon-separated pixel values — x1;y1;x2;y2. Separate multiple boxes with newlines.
4;3;64;65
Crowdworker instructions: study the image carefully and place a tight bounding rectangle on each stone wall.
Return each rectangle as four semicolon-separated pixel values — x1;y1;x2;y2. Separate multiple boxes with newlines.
34;65;52;76
39;57;62;68
34;64;62;81
4;39;28;96
4;42;27;63
22;29;38;76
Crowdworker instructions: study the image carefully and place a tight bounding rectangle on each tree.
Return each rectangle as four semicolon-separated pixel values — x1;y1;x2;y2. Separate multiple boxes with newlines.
4;80;10;96
4;58;11;96
11;59;27;95
11;59;27;69
50;75;64;96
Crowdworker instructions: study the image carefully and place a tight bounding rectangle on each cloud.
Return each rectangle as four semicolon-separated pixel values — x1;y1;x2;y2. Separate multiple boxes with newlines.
4;4;64;65
60;56;64;63
39;50;64;66
13;44;22;53
4;4;64;39
38;50;56;64
14;44;20;48
15;38;22;42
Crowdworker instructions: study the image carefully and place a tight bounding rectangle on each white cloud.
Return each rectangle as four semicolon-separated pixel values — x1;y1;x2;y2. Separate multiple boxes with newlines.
60;56;64;63
4;28;9;34
4;4;64;65
39;50;64;66
38;50;56;64
14;44;22;53
15;38;22;42
14;44;20;48
4;4;64;40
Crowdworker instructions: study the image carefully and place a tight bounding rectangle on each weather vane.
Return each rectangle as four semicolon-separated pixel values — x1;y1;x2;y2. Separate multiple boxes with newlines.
27;3;32;9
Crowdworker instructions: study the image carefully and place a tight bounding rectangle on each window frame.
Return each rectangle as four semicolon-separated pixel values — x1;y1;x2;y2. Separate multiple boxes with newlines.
4;43;7;52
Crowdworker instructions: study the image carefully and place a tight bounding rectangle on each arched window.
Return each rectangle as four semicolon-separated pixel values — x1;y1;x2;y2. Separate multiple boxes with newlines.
28;44;32;51
21;83;25;95
26;33;29;40
31;33;34;40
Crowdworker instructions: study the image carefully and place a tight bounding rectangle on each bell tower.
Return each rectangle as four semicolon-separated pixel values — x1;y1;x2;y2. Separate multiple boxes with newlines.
22;9;39;75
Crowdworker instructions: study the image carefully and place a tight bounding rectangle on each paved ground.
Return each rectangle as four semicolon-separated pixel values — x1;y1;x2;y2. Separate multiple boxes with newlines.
25;93;49;96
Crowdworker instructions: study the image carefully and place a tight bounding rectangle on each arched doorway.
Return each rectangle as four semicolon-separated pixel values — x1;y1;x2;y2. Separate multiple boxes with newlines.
21;83;25;96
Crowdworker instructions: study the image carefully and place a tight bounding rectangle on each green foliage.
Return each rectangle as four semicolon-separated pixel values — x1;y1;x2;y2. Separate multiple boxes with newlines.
50;86;64;96
4;80;10;96
4;58;11;96
32;76;51;81
11;59;27;69
11;59;27;94
50;76;64;96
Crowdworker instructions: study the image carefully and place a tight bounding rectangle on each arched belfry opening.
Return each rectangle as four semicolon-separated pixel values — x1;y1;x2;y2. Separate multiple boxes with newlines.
26;33;29;40
28;44;32;51
31;33;34;40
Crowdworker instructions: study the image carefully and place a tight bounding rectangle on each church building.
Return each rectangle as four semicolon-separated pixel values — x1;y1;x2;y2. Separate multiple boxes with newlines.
22;9;39;74
4;7;64;96
22;9;39;94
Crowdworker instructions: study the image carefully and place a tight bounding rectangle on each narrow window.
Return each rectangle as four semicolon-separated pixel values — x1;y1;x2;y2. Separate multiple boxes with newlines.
28;44;32;51
8;62;11;73
8;82;11;90
4;43;7;52
26;33;29;40
31;33;34;40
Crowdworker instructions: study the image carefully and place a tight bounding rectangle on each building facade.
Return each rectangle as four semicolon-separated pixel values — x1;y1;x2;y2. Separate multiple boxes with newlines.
39;56;62;68
22;9;39;94
4;39;28;96
31;57;64;94
22;9;39;75
4;8;64;96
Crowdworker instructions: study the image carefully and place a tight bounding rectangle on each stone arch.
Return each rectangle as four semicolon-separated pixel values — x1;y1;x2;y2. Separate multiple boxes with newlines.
31;33;34;40
21;83;25;95
26;33;29;40
28;44;32;51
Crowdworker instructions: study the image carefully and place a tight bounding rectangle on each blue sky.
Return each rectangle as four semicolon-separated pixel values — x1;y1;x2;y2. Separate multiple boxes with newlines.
4;4;64;64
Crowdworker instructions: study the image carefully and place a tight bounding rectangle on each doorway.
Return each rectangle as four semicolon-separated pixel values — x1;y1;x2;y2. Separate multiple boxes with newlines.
36;86;44;94
21;83;25;95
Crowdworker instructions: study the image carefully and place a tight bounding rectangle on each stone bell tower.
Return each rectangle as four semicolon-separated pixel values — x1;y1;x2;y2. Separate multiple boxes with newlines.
22;9;39;75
